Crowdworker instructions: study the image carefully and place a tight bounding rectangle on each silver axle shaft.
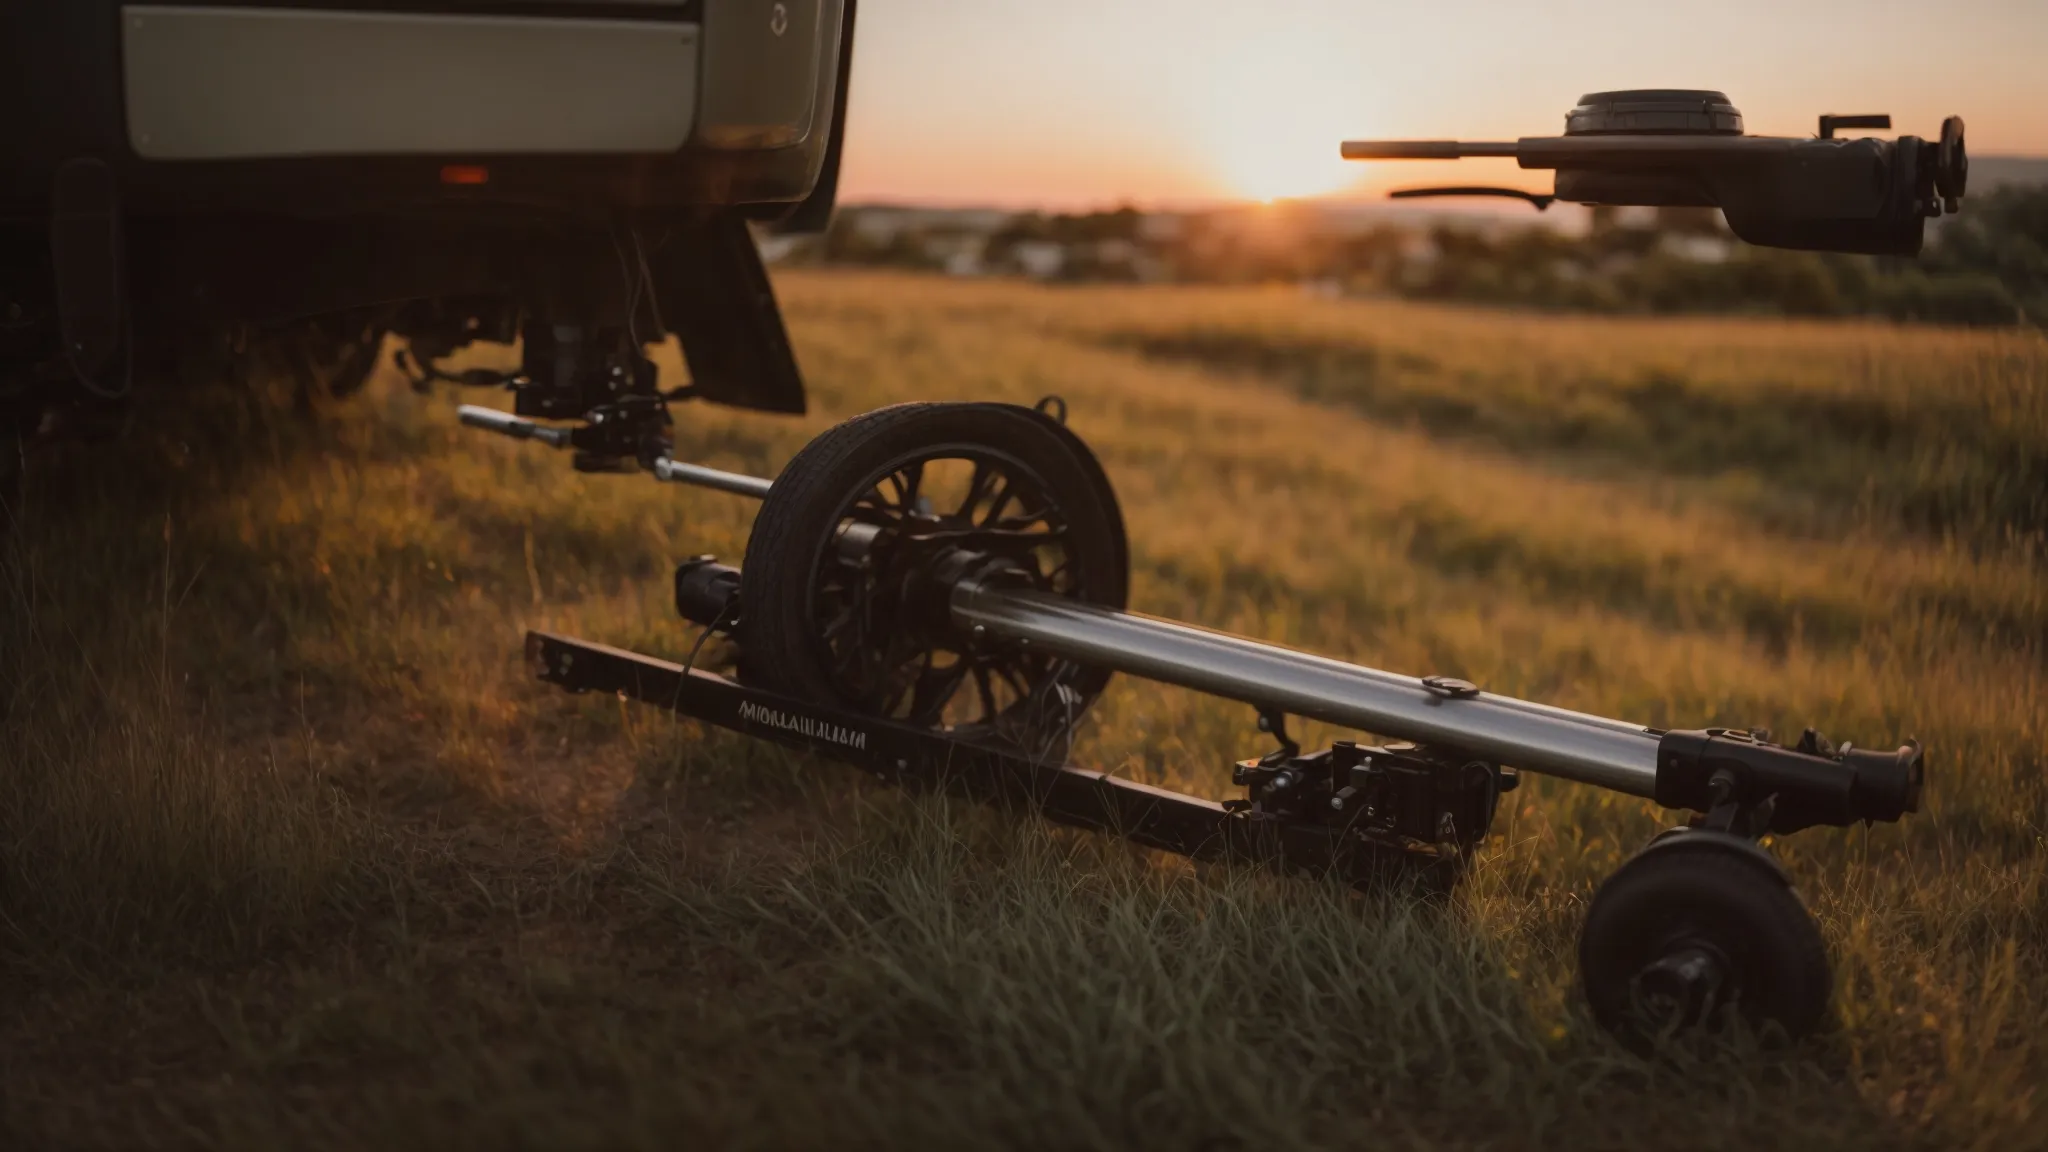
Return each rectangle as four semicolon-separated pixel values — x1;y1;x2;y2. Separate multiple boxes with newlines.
951;578;1663;798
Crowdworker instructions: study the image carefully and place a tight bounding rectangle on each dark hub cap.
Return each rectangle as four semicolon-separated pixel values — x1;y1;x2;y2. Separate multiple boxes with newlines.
740;403;1128;755
816;446;1086;736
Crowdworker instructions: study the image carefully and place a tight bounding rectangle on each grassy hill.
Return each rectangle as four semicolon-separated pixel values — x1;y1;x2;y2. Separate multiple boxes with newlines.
4;272;2044;1149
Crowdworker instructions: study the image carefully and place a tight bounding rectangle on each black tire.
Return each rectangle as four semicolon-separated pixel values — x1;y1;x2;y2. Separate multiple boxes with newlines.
1579;833;1831;1049
740;402;1127;735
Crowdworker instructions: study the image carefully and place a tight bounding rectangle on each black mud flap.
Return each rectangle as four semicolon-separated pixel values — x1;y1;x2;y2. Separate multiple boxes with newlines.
656;211;806;415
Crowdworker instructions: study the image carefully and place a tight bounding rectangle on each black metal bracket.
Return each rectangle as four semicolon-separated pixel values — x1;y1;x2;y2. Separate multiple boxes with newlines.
1255;707;1300;765
1819;113;1891;140
1389;186;1556;211
1421;675;1481;700
1654;726;1923;833
527;630;1463;892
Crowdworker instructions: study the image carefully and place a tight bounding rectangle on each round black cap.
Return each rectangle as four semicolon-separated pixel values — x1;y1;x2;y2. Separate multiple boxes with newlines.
1566;90;1744;136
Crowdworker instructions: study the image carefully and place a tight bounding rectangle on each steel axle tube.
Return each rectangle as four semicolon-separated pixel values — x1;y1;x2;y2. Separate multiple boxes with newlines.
951;579;1662;797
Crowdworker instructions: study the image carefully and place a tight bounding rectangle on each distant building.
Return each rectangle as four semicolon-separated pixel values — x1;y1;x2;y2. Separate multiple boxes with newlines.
1011;240;1066;279
1137;213;1185;243
925;232;988;277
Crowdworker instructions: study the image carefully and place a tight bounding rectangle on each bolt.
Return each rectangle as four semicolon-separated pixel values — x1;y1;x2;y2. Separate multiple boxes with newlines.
972;624;986;639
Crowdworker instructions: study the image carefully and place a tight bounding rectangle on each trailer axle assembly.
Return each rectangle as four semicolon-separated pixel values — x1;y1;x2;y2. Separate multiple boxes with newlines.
462;397;1924;1049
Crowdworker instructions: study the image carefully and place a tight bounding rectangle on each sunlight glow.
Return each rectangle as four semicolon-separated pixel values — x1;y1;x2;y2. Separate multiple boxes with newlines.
1186;28;1369;203
1207;119;1361;203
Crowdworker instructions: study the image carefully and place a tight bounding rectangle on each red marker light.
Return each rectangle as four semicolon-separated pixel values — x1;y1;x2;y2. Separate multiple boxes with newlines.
440;164;489;186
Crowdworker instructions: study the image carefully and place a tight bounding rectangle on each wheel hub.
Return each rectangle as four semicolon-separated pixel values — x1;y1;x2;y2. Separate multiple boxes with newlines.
809;448;1093;738
1632;941;1729;1030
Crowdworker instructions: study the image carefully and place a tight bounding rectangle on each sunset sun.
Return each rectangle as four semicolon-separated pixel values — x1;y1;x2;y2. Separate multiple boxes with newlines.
1208;123;1360;202
1190;41;1369;203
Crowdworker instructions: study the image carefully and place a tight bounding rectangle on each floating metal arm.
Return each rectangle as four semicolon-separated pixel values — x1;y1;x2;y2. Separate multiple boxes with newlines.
1389;186;1556;211
1340;140;1521;159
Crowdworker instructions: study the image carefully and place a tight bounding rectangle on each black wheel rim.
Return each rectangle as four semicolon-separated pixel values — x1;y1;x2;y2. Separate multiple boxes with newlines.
803;444;1096;747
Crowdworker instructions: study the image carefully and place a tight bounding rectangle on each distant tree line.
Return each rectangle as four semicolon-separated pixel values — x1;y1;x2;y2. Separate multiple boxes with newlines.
1377;188;2047;326
790;185;2048;327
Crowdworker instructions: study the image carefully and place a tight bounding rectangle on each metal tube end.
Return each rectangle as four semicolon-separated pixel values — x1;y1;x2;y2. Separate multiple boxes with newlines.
1340;140;1520;160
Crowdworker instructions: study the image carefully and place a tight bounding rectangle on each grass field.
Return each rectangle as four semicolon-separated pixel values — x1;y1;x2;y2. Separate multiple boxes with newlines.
4;271;2045;1150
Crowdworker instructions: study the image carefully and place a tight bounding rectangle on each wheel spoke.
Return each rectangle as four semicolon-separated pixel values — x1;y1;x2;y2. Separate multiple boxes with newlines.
881;648;933;716
848;497;908;528
885;459;925;514
985;515;1048;534
821;602;860;644
971;664;1001;723
980;477;1023;526
992;661;1032;704
956;458;998;518
907;658;972;724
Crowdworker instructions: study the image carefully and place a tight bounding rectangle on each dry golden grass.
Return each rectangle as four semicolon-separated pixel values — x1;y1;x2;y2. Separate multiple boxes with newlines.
2;270;2042;1149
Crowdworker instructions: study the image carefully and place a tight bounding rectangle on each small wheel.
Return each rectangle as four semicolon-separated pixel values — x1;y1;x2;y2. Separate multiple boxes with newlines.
1579;830;1830;1050
740;402;1127;748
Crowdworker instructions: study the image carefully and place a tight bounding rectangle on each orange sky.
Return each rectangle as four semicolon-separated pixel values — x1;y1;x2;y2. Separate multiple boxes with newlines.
832;0;2048;209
